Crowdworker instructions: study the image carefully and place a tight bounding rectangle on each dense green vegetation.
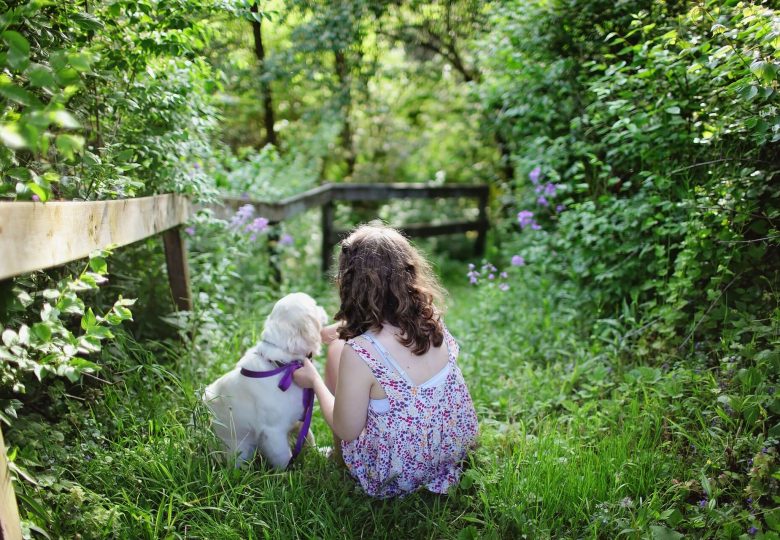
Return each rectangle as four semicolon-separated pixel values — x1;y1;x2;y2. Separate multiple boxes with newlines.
1;0;778;538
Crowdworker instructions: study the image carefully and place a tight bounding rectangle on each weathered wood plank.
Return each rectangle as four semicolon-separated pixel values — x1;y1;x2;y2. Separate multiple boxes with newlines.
162;227;193;311
215;183;488;222
218;184;333;223
0;195;192;281
330;220;489;244
329;183;488;201
0;427;22;540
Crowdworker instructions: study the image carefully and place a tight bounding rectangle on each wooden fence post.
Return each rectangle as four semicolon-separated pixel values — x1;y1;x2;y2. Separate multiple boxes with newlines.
162;227;192;311
267;228;282;285
475;187;488;256
321;201;335;275
0;426;22;540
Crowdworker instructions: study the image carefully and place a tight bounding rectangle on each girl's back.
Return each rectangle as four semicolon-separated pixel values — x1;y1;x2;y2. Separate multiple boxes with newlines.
341;322;478;498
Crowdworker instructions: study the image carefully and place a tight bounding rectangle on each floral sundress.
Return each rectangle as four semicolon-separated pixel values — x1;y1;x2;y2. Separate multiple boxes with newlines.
341;325;479;498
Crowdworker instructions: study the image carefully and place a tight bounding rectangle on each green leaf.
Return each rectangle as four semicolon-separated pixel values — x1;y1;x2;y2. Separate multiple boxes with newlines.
765;507;780;531
27;64;56;88
55;133;84;160
2;31;30;54
0;124;26;149
650;525;684;540
30;323;51;343
751;60;778;86
88;256;107;274
81;308;97;331
1;330;19;347
67;53;92;73
50;110;80;129
26;182;49;202
0;82;37;106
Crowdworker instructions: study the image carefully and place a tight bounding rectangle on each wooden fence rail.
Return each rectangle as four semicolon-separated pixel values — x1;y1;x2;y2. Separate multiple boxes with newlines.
0;181;488;536
219;182;489;272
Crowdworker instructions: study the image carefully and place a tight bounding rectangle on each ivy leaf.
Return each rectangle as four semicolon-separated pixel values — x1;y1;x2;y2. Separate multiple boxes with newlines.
0;82;38;106
55;133;84;160
0;124;26;149
88;256;107;274
2;31;30;69
750;60;778;86
30;323;52;343
27;64;57;88
26;182;49;202
1;31;30;55
50;110;80;129
81;308;97;331
650;526;684;540
1;330;19;347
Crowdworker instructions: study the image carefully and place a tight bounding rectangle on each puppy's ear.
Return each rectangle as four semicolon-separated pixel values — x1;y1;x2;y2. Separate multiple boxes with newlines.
284;307;324;358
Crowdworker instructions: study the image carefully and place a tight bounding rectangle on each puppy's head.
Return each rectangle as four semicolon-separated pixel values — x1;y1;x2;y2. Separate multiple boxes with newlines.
262;293;328;358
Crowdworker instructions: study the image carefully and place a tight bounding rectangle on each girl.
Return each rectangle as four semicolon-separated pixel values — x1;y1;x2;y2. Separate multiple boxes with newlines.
293;224;478;498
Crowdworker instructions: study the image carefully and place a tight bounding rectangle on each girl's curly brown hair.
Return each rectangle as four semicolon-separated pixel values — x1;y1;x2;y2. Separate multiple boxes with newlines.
334;224;446;355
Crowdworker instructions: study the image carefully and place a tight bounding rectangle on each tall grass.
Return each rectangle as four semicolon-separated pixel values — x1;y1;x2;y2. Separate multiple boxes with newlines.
12;268;776;539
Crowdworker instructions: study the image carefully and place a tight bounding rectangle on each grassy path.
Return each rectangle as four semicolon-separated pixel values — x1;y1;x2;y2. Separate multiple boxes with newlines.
14;272;766;538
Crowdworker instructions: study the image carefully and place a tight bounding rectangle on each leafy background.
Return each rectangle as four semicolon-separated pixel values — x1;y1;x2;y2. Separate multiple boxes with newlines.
0;0;778;538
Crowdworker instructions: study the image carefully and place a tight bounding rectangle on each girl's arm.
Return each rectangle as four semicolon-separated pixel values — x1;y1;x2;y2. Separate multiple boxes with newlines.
293;346;371;442
331;345;371;441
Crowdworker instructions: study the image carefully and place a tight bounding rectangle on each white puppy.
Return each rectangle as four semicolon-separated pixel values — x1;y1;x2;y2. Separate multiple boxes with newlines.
204;292;327;468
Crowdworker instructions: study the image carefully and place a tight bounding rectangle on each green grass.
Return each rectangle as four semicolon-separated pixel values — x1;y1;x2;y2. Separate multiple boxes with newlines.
10;269;778;539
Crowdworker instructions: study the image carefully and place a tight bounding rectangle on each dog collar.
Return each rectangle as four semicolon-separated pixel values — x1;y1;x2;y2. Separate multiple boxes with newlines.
239;361;314;466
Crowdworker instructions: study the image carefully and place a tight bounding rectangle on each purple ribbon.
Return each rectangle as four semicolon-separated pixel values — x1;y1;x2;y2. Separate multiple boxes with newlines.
240;360;314;466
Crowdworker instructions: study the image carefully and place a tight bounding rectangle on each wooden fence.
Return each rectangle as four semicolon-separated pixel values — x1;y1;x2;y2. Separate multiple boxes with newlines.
220;182;489;272
0;182;488;537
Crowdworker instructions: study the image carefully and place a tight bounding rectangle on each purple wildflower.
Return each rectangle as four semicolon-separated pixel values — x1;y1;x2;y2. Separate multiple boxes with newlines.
531;222;542;230
246;217;269;240
230;204;255;229
748;526;758;536
698;498;708;508
517;210;535;229
499;283;509;291
500;271;508;279
185;226;195;236
556;204;566;213
537;196;549;207
511;255;525;267
193;162;201;170
543;183;557;197
488;273;495;280
32;194;40;202
280;233;294;246
528;166;541;185
466;267;480;285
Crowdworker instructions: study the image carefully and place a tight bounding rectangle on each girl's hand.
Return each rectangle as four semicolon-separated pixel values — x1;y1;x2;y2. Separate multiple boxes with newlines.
320;323;341;345
293;359;321;389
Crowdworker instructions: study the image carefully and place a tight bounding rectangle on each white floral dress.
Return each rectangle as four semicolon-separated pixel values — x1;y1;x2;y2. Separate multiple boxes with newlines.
341;326;478;498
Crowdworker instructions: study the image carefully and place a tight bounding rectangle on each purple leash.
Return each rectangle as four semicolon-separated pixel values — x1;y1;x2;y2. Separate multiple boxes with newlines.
240;360;315;466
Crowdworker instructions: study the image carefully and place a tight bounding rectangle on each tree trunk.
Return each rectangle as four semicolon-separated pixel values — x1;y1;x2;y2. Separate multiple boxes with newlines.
250;3;277;148
335;49;355;177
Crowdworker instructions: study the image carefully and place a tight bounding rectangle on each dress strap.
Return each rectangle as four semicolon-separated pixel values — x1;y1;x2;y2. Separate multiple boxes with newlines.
361;332;415;387
441;320;459;360
345;335;406;392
